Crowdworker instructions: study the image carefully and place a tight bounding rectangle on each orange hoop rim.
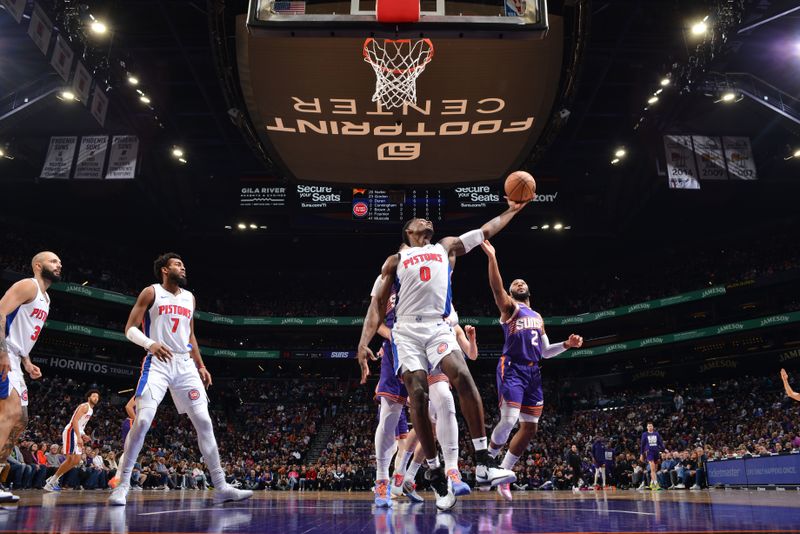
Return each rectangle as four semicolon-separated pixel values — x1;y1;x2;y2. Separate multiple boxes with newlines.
363;38;435;75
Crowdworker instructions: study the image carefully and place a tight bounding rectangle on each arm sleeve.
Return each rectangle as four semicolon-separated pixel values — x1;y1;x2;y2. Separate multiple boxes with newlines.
458;229;485;254
540;335;568;359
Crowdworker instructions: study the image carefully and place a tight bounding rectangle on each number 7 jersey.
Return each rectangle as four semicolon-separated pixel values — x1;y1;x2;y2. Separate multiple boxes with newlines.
395;243;453;319
144;284;194;355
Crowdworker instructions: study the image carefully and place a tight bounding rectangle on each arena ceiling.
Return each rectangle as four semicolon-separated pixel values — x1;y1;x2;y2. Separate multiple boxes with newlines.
1;0;799;240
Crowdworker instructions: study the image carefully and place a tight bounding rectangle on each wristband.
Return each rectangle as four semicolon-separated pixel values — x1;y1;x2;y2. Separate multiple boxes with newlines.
458;229;485;254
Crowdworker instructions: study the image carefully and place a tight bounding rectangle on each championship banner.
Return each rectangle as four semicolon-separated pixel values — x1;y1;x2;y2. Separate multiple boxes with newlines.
692;136;727;180
72;61;92;104
105;135;139;179
27;2;53;55
74;136;108;179
504;0;525;16
1;0;27;23
90;85;109;126
50;35;75;82
663;135;700;189
722;136;757;180
40;136;77;179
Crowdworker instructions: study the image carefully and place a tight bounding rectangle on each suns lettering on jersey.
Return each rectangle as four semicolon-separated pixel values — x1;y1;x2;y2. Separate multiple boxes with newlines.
513;315;543;333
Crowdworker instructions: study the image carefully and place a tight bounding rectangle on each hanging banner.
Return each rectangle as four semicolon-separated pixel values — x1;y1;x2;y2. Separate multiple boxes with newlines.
72;61;92;104
40;136;77;179
50;35;75;82
105;136;139;179
73;136;108;179
722;136;757;180
1;0;27;23
663;135;700;189
504;0;525;16
692;136;727;181
27;3;53;55
90;85;109;126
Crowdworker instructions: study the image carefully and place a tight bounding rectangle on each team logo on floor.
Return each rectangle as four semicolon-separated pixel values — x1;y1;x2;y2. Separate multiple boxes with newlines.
188;389;200;400
437;343;448;354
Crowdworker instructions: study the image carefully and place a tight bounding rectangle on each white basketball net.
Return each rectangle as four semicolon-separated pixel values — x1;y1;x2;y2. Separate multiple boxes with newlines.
363;38;434;109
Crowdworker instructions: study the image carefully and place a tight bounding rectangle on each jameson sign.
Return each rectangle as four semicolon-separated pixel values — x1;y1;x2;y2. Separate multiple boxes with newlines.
240;17;564;183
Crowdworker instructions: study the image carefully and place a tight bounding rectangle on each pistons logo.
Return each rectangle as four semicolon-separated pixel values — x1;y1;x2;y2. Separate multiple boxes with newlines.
352;202;368;218
188;389;200;401
437;343;448;355
21;390;28;401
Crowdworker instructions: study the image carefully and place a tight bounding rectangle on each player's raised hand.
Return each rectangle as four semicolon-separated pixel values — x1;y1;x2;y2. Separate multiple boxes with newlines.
23;359;42;380
480;240;496;257
357;345;374;384
781;368;789;382
504;196;531;212
565;334;583;348
465;324;476;342
199;367;213;388
150;342;173;362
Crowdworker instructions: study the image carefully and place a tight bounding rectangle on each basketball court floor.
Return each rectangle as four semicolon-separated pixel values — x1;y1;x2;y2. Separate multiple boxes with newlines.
1;490;798;533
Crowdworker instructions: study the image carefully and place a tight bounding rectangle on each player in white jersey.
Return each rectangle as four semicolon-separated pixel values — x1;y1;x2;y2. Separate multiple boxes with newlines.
0;252;57;503
109;253;251;506
44;390;100;491
358;194;529;510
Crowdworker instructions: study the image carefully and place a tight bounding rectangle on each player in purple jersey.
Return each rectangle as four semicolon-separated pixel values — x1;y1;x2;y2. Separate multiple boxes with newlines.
640;422;665;490
591;436;607;488
480;240;583;501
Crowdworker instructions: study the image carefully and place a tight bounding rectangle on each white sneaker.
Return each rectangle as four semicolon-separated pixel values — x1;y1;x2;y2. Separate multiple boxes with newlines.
496;483;512;501
108;484;130;506
424;468;455;511
213;485;253;505
690;485;701;490
475;463;516;488
389;473;405;498
675;483;686;489
0;490;19;503
130;485;143;492
43;476;61;493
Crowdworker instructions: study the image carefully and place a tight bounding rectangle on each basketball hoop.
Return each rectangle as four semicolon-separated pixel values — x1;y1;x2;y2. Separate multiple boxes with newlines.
363;38;434;110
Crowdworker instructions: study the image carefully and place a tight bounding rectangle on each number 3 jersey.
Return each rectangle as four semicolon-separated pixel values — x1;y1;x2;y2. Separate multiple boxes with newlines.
4;278;49;361
501;303;544;365
144;284;194;355
395;243;452;319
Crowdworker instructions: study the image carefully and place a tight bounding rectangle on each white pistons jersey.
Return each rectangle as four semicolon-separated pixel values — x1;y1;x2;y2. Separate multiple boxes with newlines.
395;243;452;320
4;278;49;361
144;284;194;354
63;402;93;435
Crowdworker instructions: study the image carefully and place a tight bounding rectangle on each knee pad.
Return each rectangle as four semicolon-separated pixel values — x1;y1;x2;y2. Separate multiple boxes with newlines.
519;413;540;424
491;402;520;445
429;382;456;415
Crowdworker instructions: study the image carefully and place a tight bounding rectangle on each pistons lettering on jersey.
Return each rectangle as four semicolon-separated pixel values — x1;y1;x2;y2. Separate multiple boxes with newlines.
157;305;192;318
29;308;48;321
402;253;443;269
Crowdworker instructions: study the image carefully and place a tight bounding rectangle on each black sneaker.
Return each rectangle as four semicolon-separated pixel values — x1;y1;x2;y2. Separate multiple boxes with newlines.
424;467;456;511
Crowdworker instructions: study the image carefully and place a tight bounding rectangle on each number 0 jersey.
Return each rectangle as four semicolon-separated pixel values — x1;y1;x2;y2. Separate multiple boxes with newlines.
394;243;452;320
501;303;544;365
144;284;194;355
4;278;49;360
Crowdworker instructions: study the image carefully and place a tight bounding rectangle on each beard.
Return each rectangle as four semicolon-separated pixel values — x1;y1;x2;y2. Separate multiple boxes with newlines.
510;289;530;302
169;272;188;288
41;266;61;282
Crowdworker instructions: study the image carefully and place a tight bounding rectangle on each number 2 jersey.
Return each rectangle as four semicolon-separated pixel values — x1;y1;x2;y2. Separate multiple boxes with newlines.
394;243;452;320
143;284;194;355
501;303;544;365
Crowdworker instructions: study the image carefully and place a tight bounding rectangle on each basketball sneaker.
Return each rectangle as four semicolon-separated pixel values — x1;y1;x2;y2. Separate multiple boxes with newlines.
390;473;405;498
402;480;424;503
475;454;516;488
496;483;512;501
43;476;61;493
214;485;253;505
425;467;456;511
108;484;130;506
373;479;392;508
447;469;471;496
108;477;120;489
0;490;19;503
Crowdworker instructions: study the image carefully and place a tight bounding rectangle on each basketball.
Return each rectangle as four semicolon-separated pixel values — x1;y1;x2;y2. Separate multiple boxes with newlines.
504;171;537;203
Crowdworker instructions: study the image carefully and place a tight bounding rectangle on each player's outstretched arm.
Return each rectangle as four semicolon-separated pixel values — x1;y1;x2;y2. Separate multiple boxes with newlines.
454;324;478;360
124;286;172;362
780;369;800;401
480;240;516;321
439;196;530;257
0;280;37;381
357;255;398;383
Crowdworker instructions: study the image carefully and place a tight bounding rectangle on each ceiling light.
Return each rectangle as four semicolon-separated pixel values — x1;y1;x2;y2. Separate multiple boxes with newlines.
541;224;550;230
721;91;736;102
127;75;139;86
90;20;107;34
691;20;708;35
259;225;267;229
237;223;246;230
553;223;563;230
660;77;670;86
564;226;572;230
648;96;659;104
614;148;626;158
611;158;620;165
59;90;76;101
530;226;538;230
249;223;257;229
224;225;232;230
172;148;184;158
795;149;800;158
139;95;151;104
178;158;187;164
0;149;4;158
655;89;663;95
